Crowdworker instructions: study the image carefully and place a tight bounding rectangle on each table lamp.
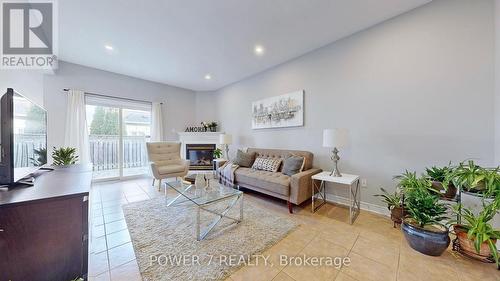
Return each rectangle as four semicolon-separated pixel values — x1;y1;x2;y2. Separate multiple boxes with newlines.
323;129;349;177
219;134;232;160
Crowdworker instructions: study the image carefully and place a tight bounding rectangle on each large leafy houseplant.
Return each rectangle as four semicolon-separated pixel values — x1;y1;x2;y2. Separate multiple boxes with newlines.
52;147;79;166
395;170;438;195
400;174;450;256
405;185;448;228
452;201;500;266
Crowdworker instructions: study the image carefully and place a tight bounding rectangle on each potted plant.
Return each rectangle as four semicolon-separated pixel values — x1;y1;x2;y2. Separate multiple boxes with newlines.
208;121;218;132
213;148;223;159
482;168;500;199
451;201;500;266
30;147;47;166
445;160;486;194
426;165;457;199
401;176;450;256
200;121;218;132
375;187;404;227
52;147;79;166
394;170;437;194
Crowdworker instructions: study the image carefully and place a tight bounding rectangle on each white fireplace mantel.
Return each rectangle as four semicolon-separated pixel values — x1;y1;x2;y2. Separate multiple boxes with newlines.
178;132;224;159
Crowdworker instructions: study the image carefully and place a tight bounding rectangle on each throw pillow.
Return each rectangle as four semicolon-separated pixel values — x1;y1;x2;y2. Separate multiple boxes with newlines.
233;150;256;167
252;157;282;172
290;153;306;172
282;155;305;176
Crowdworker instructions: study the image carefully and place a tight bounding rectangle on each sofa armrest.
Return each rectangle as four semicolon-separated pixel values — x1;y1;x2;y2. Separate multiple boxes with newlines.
289;168;322;205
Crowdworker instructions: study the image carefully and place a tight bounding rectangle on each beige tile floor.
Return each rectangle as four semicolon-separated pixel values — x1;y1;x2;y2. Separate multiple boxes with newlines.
88;177;499;281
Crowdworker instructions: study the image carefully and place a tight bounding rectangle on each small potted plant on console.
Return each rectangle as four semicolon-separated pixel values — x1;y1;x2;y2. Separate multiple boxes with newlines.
52;147;79;166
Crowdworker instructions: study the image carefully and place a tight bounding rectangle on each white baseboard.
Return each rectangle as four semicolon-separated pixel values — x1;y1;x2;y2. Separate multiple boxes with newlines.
324;193;390;217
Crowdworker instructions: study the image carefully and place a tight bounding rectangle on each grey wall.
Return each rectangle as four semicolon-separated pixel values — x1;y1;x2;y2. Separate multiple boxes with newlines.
195;91;220;124
44;62;196;153
0;70;44;106
495;0;500;164
202;0;496;207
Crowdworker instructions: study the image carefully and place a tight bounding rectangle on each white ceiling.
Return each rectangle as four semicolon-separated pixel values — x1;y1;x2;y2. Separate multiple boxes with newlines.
59;0;432;91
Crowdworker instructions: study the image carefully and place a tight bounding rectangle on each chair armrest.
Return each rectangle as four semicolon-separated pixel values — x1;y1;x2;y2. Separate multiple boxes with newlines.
149;162;161;179
289;168;322;205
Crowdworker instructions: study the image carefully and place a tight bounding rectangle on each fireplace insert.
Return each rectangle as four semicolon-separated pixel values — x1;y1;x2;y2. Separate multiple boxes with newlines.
185;144;216;170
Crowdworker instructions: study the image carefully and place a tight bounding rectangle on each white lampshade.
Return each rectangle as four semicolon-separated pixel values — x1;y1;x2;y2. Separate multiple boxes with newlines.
323;129;349;148
219;134;232;145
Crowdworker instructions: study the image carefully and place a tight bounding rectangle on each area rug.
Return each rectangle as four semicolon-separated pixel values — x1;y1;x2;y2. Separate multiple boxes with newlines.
122;196;298;281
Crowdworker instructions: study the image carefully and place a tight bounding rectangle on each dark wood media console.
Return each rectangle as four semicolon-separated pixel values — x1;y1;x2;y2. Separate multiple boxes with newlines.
0;164;92;281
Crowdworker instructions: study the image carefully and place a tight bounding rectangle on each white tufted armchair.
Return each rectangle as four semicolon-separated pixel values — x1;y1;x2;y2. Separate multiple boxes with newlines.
146;142;189;190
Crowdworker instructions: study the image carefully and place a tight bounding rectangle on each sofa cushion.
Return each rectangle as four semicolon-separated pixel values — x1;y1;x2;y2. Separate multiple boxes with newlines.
247;148;314;171
252;157;282;172
234;167;290;196
282;155;305;176
157;164;185;175
233;150;256;167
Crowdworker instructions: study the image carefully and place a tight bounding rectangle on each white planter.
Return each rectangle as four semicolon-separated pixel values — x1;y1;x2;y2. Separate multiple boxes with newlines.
461;192;500;248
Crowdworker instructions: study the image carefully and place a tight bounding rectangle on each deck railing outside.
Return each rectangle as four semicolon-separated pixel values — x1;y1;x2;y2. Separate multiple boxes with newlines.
13;134;149;173
89;135;149;172
13;133;46;168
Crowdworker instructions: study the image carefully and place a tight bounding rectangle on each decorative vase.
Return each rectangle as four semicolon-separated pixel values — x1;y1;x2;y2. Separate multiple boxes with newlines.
402;219;450;256
195;174;206;189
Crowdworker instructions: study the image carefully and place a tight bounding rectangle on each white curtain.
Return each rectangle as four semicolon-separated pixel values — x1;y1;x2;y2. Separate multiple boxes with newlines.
151;102;164;141
64;90;90;164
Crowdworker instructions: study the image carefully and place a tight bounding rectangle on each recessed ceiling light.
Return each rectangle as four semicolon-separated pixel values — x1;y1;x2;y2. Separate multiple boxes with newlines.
204;74;212;80
104;45;114;51
254;45;265;56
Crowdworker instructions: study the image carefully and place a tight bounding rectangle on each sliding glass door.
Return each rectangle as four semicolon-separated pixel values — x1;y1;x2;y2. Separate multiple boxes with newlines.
86;105;120;180
122;108;151;177
86;96;151;180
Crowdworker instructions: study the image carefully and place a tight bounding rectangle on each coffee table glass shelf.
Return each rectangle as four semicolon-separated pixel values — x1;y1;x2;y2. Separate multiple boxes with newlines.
165;179;243;241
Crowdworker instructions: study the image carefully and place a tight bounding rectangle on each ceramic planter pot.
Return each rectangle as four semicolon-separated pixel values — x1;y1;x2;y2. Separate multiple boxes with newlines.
390;206;405;227
431;181;457;199
454;225;496;260
402;219;450;256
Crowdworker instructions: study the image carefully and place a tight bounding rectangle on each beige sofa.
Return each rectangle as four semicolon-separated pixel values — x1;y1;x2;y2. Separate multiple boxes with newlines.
234;148;322;213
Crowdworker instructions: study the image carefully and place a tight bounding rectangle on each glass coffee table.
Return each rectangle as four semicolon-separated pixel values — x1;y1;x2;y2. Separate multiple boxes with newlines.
165;179;243;241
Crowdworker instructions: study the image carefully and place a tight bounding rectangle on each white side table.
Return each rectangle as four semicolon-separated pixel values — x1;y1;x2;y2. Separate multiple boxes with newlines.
311;172;361;224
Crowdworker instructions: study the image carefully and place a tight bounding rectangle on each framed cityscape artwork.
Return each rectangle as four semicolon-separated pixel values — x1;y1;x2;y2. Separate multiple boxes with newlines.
251;90;304;129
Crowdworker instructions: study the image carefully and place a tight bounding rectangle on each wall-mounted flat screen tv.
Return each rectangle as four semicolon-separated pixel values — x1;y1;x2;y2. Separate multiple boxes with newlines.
0;88;47;186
